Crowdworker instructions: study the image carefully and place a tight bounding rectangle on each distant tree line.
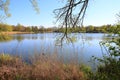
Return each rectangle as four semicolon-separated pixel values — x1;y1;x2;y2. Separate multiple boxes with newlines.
0;23;120;33
55;24;120;33
0;23;57;33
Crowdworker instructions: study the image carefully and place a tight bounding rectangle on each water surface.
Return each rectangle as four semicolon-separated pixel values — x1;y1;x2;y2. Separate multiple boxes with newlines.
0;33;109;66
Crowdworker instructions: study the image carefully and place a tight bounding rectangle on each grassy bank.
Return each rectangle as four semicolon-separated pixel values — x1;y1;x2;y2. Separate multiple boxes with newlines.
0;53;120;80
0;54;90;80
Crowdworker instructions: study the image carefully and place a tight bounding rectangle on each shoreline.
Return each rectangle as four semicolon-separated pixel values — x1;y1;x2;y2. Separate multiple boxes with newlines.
0;31;34;35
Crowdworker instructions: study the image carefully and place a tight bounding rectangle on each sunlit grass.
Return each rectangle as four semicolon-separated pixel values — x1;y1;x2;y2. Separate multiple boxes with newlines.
0;53;13;61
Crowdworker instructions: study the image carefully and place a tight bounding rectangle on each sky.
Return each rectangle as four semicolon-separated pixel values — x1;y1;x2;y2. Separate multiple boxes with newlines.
5;0;120;27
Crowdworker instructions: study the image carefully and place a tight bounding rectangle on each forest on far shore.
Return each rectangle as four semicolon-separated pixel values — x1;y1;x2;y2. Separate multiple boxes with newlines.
0;23;120;33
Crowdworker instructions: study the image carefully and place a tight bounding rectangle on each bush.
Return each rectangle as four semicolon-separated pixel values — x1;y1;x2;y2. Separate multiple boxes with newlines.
89;26;120;80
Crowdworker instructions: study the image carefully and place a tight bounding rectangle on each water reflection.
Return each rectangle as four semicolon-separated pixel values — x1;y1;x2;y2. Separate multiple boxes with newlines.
0;34;13;42
0;33;110;42
0;33;111;66
14;35;24;42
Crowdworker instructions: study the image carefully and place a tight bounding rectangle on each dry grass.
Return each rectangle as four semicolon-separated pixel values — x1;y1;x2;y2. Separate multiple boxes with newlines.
0;53;87;80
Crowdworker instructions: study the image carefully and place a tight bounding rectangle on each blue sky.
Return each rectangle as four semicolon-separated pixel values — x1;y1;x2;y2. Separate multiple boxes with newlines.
6;0;120;27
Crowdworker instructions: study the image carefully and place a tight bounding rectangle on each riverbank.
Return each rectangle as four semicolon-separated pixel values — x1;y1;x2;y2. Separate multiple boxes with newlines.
0;31;34;35
0;54;89;80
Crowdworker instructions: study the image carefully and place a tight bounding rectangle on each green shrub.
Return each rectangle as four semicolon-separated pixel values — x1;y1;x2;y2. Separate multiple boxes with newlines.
90;25;120;80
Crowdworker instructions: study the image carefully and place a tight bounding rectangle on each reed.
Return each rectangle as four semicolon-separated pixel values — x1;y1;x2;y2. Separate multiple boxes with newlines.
0;53;89;80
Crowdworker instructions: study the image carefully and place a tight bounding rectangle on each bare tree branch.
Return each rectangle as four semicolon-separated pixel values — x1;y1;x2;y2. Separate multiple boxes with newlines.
29;0;40;14
54;0;89;44
54;0;89;28
117;12;120;24
0;0;39;16
0;0;11;17
0;0;4;10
